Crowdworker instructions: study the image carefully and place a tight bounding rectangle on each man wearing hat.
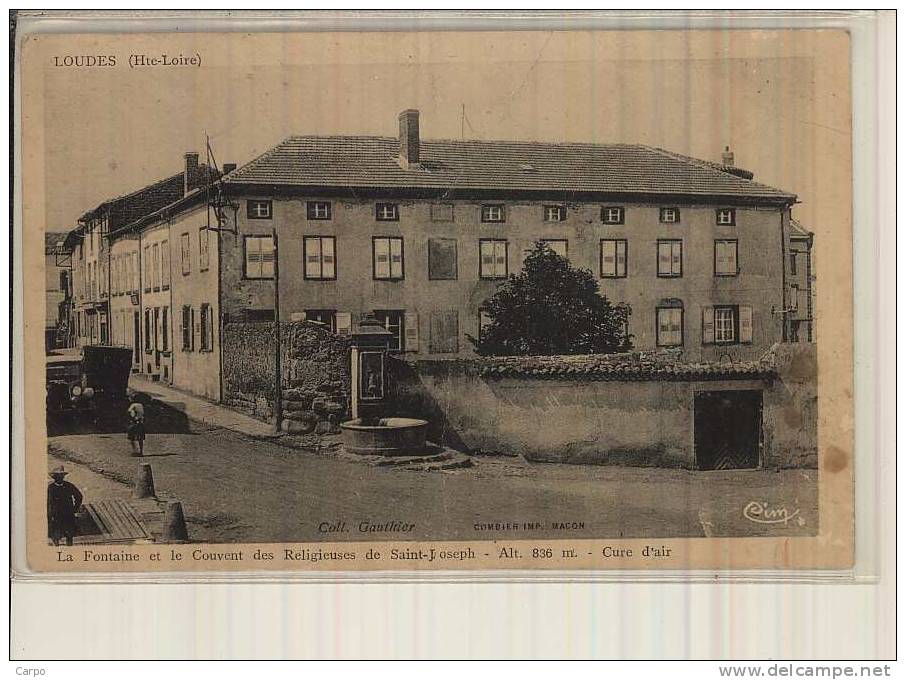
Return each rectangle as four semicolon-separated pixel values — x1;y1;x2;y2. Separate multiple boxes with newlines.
47;466;83;546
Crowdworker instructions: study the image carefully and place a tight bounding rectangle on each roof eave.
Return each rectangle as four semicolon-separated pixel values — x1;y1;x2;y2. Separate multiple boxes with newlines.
224;181;796;206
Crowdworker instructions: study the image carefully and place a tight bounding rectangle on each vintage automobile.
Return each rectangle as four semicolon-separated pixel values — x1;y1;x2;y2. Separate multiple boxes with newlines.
46;345;133;415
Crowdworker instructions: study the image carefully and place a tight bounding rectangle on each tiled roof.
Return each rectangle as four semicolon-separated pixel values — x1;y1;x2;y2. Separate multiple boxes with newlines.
80;172;183;225
466;354;776;381
227;136;796;202
44;231;68;252
80;165;217;236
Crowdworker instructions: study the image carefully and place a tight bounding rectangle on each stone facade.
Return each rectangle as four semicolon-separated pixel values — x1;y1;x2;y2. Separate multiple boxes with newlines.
216;194;796;363
222;320;350;428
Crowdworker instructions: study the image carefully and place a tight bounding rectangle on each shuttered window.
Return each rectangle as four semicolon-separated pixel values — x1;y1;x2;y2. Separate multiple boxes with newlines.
601;206;624;224
479;239;508;279
180;233;191;275
714;307;735;343
161;240;171;288
429;311;459;354
373;237;404;280
152;243;160;290
181;305;192;350
161;306;169;352
660;207;680;223
702;306;753;344
306;202;331;220
244;235;275;279
200;303;213;351
480;205;505;223
600;239;627;278
144;309;152;351
714;239;738;276
199;227;210;271
428;238;458;280
375;310;404;351
717;208;736;225
153;307;161;350
247;200;272;219
375;203;399;221
656;307;683;347
657;240;683;277
303;236;336;280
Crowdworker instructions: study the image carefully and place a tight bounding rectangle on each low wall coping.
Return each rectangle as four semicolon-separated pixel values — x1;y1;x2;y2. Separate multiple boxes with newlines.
400;354;777;382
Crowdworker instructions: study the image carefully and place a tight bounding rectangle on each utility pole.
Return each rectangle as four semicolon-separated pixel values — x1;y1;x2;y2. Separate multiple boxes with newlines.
272;227;282;432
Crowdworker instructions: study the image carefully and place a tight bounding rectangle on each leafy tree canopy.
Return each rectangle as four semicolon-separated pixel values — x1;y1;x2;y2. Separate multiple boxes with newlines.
470;241;632;356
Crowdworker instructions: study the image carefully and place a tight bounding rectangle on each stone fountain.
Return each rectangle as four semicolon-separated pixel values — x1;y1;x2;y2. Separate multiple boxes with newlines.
339;313;429;456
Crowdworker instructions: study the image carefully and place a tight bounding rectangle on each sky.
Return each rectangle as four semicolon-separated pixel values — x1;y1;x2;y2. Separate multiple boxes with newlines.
26;29;850;237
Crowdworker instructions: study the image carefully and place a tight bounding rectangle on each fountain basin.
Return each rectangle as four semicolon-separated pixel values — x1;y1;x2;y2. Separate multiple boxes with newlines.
340;417;429;456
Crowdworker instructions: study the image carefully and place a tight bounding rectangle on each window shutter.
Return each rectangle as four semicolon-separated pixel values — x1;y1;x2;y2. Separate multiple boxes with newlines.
320;237;336;279
404;312;419;352
658;243;670;273
495;241;507;276
374;238;390;278
335;312;351;335
480;242;493;276
739;306;753;343
701;307;715;344
390;238;403;278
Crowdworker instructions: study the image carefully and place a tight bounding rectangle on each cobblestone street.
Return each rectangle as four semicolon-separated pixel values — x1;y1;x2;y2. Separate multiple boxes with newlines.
46;400;818;545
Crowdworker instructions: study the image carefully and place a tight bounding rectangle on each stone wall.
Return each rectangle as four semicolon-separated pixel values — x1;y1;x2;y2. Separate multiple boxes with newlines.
222;320;350;428
390;344;817;469
762;343;818;467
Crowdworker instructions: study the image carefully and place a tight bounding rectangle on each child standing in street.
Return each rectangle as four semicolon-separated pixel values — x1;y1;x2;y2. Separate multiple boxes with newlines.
127;394;146;457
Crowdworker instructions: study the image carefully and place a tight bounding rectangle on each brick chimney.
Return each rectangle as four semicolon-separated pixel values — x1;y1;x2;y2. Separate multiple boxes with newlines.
184;152;201;194
222;163;237;174
721;145;735;167
398;109;420;169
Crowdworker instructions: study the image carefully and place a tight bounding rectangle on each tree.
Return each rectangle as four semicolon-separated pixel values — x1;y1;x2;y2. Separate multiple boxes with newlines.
470;241;632;356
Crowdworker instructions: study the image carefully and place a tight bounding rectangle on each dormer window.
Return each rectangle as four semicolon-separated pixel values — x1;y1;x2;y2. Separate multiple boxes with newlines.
247;200;272;220
602;206;625;224
717;208;736;226
307;201;332;220
544;205;566;222
376;203;399;221
481;205;505;223
660;207;680;223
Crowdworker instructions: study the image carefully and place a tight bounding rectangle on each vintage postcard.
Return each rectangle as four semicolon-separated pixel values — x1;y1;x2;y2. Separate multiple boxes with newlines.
14;20;854;575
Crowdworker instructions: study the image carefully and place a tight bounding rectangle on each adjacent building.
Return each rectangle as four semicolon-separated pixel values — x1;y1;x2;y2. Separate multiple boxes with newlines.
62;109;814;406
44;232;71;350
65;154;212;371
787;219;816;343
